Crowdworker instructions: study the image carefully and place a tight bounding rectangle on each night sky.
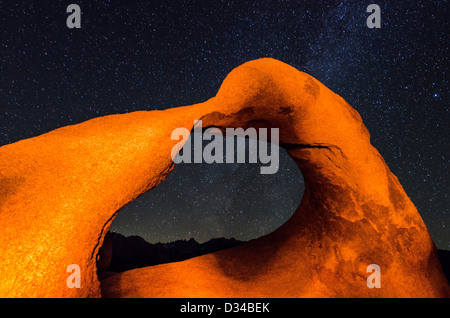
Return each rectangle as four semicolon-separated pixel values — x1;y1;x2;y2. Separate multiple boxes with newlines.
0;1;448;249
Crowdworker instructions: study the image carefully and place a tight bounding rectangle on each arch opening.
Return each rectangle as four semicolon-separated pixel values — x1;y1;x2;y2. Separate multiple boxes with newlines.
99;132;304;278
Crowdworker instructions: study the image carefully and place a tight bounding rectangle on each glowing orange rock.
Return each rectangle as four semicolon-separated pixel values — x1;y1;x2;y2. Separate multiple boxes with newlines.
0;58;448;297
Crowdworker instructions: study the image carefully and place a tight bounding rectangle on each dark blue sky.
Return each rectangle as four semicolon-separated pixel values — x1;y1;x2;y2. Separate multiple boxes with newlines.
0;1;448;248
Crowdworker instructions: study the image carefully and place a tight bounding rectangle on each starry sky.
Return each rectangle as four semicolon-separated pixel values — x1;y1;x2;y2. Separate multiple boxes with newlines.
0;1;448;248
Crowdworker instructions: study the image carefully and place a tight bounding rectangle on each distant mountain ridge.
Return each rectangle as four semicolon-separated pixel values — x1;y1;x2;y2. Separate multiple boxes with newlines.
99;232;244;276
438;249;450;284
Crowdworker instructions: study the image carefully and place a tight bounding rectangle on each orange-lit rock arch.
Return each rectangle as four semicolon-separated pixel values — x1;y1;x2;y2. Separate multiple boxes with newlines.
0;58;448;297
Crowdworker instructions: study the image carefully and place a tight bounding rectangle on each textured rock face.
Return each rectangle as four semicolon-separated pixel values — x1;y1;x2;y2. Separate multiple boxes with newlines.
0;58;448;297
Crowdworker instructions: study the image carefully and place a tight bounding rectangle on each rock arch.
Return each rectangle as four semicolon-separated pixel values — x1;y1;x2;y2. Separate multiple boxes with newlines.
0;58;448;297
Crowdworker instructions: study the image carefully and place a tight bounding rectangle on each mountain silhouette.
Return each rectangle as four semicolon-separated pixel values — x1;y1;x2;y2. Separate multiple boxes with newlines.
97;232;244;279
438;249;450;284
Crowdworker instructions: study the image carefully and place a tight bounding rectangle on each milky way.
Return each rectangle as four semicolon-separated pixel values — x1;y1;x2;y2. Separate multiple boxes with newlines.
0;1;448;248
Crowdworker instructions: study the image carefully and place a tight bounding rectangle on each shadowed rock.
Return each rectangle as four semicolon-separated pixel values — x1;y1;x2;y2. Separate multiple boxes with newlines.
0;58;448;297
